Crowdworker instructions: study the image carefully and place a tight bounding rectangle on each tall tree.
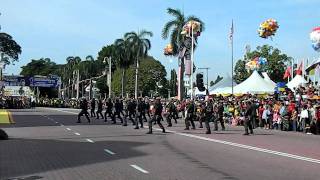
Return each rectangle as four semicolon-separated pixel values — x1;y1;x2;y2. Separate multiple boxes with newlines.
64;56;81;98
110;56;167;97
162;8;205;100
114;37;134;97
0;32;22;65
20;58;57;76
124;30;153;98
234;45;292;83
169;69;177;96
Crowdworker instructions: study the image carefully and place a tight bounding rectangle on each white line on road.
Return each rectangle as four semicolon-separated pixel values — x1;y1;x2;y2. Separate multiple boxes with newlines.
153;128;320;164
104;149;116;155
66;128;71;131
60;124;64;126
74;132;81;136
86;138;94;143
130;165;149;174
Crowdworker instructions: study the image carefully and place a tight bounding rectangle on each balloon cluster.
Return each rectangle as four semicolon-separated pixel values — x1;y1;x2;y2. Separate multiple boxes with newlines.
245;57;267;70
163;44;173;55
258;19;279;39
310;27;320;52
181;20;201;37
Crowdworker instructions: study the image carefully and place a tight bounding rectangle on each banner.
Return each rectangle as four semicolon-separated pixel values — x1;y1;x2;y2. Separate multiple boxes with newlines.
29;76;61;88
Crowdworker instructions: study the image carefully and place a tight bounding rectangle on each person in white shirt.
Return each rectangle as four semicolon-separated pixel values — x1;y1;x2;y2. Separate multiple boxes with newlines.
262;105;271;129
299;105;309;132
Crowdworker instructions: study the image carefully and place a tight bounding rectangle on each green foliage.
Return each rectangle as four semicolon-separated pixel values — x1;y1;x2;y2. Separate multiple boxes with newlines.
162;8;205;56
169;69;177;96
20;58;58;76
212;75;223;85
97;45;117;72
0;32;22;65
210;81;214;87
111;56;167;97
234;60;250;83
234;45;292;83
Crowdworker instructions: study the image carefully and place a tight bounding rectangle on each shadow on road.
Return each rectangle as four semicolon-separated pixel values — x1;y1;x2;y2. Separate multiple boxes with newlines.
0;138;149;179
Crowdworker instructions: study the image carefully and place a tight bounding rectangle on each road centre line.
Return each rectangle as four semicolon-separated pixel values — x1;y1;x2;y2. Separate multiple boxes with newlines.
74;132;81;136
86;138;94;143
66;128;71;131
47;108;320;164
130;164;149;174
104;149;116;155
153;128;320;164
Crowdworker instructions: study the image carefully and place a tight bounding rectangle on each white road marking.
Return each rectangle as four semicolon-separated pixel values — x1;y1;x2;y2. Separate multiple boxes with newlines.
60;124;64;126
104;149;116;155
86;139;94;143
153;128;320;164
66;128;71;131
130;165;149;174
74;132;81;136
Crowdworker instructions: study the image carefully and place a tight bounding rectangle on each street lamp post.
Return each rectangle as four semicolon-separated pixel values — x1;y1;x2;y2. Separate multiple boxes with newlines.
103;57;112;99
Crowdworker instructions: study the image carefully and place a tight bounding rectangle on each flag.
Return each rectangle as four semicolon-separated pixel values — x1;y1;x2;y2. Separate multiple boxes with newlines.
316;65;320;74
283;66;292;79
296;61;303;75
229;20;234;44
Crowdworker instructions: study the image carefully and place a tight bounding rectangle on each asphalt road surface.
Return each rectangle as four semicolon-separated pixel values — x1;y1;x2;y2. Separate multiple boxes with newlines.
1;107;320;180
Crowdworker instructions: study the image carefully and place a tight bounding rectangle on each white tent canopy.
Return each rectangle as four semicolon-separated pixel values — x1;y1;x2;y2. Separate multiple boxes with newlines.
262;72;276;86
187;87;206;96
233;70;275;94
209;75;237;94
287;75;307;91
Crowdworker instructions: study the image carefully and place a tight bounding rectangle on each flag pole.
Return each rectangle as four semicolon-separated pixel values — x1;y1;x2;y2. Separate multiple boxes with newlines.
231;20;234;95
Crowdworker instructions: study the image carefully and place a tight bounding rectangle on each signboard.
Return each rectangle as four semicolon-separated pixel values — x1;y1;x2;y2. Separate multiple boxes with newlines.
3;75;61;88
29;76;60;88
3;86;33;97
3;76;31;86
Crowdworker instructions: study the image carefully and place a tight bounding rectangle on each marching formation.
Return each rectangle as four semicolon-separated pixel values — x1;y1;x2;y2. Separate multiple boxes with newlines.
76;96;260;135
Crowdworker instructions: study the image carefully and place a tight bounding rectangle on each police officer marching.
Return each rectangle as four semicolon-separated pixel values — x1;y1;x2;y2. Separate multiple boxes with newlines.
134;97;144;129
185;99;196;130
112;98;123;124
147;97;165;134
90;98;96;117
77;98;91;123
96;98;104;119
204;98;214;134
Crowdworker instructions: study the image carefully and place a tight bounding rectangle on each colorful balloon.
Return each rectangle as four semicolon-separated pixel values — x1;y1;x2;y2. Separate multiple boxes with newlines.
258;19;279;39
310;27;320;52
181;20;201;37
164;44;173;55
245;57;268;70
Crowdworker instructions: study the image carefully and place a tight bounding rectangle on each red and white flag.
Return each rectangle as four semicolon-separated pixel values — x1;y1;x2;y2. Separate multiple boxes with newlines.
283;66;292;79
296;61;303;75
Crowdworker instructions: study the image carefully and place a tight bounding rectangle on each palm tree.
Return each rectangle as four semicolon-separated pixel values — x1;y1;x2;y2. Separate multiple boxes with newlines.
124;30;153;98
114;37;134;97
162;8;204;100
65;56;81;98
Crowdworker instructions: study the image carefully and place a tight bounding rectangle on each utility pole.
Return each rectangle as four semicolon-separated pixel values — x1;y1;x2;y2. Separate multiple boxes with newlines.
104;57;112;99
108;57;112;98
198;67;210;94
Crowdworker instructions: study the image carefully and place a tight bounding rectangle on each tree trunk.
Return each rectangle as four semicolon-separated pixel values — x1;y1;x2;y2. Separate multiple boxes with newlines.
134;58;139;99
178;59;185;101
121;68;125;98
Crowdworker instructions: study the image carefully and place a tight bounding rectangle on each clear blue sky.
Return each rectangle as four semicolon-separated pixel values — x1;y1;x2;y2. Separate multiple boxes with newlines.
1;0;320;81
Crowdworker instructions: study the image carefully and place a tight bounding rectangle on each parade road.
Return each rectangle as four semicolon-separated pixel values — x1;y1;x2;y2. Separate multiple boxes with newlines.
1;108;320;180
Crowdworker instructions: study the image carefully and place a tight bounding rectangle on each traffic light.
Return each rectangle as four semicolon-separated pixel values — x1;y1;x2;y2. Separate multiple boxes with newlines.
196;73;205;91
